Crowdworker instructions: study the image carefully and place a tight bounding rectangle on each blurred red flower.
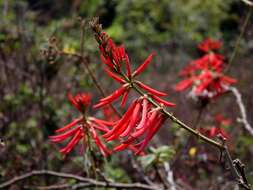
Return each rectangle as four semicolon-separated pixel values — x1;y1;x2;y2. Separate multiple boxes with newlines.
198;38;222;53
175;38;237;99
199;114;231;140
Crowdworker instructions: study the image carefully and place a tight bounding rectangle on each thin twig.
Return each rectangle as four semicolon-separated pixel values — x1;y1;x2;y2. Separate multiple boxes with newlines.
164;162;177;190
225;6;252;73
241;0;253;6
229;86;253;136
223;145;251;190
24;183;73;190
130;156;155;186
153;164;169;189
78;19;121;117
0;170;159;190
58;51;121;117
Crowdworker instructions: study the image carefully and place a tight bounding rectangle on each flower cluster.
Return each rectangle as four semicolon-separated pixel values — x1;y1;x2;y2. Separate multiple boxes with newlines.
104;97;167;155
49;93;112;156
91;26;175;108
175;38;237;99
89;20;175;154
199;114;231;139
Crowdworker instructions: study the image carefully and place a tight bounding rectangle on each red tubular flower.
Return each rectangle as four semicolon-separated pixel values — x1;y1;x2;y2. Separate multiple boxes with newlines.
103;100;137;140
49;93;111;156
120;90;129;108
93;84;129;108
199;114;231;140
102;106;120;122
104;68;125;84
100;96;167;154
175;78;195;91
151;95;176;107
132;53;156;77
135;81;167;97
68;93;91;113
215;114;231;126
192;53;224;72
198;38;222;52
100;54;114;69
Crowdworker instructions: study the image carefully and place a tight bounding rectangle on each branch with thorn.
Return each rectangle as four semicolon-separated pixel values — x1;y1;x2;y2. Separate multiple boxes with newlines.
218;135;251;190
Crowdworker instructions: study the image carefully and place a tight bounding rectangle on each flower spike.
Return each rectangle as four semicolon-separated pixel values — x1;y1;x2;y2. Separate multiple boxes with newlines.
50;93;111;157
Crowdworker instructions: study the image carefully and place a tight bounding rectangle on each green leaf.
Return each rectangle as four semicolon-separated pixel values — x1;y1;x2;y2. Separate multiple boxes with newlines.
151;146;175;163
139;154;156;169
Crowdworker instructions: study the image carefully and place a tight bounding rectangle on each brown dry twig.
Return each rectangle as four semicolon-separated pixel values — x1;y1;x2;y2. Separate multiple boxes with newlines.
0;170;159;190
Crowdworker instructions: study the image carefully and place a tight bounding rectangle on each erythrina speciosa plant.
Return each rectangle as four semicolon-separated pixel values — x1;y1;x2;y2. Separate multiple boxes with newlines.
47;18;251;190
50;24;176;155
50;22;237;156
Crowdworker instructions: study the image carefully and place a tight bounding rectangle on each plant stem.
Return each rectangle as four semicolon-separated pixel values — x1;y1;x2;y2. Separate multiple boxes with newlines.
225;6;252;73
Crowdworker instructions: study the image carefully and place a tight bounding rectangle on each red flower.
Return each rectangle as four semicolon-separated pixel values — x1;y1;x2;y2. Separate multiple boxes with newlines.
68;93;91;113
215;114;231;126
175;38;237;99
93;84;129;108
90;26;176;154
198;38;222;53
199;114;231;140
192;53;224;72
49;93;112;156
94;31;175;109
102;105;120;122
102;97;167;155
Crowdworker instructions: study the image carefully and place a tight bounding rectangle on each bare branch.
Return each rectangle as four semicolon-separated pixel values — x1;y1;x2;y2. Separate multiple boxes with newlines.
0;170;159;190
24;183;73;190
164;162;177;190
229;87;253;136
241;0;253;6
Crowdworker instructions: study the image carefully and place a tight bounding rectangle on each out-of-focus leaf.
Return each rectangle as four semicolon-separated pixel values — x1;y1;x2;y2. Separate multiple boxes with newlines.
139;154;156;169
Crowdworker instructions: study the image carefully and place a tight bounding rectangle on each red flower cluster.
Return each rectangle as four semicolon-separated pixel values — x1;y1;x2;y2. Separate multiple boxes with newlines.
90;28;175;154
49;93;112;156
198;38;222;53
103;97;167;155
199;114;231;139
50;28;176;156
175;38;237;99
94;32;175;109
